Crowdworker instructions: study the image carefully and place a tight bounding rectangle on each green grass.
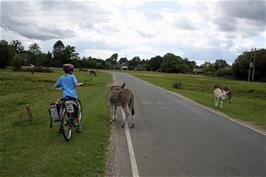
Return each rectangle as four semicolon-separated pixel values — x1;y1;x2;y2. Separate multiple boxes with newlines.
129;71;266;130
0;69;112;177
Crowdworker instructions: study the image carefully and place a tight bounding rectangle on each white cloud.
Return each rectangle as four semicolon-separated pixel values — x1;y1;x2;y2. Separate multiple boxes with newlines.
1;0;265;64
83;48;118;59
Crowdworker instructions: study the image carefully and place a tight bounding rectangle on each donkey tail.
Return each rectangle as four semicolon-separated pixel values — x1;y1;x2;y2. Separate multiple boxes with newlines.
129;94;135;116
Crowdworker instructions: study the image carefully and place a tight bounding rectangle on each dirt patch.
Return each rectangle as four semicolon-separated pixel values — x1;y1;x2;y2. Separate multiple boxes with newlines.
134;73;163;77
105;125;119;177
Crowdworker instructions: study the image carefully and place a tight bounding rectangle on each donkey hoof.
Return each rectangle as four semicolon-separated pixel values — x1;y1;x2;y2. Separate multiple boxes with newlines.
110;120;113;124
130;124;135;129
121;124;125;128
114;118;117;122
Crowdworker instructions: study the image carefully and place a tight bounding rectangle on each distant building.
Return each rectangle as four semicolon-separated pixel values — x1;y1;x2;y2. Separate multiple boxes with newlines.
192;68;203;74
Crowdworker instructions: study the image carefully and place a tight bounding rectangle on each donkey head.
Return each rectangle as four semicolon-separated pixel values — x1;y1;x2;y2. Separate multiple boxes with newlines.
110;83;126;91
223;87;232;103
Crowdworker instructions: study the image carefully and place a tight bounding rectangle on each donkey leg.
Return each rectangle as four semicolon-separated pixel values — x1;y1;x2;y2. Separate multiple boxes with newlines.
214;98;218;108
121;106;129;128
114;106;117;122
130;114;135;129
110;105;114;124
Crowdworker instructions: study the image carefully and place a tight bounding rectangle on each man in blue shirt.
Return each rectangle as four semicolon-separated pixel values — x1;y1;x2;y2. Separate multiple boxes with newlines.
55;64;82;132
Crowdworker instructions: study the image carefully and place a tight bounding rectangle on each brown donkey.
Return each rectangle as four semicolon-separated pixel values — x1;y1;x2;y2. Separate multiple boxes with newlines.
108;83;135;128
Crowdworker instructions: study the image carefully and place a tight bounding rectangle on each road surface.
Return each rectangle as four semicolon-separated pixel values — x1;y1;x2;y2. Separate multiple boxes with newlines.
111;72;266;177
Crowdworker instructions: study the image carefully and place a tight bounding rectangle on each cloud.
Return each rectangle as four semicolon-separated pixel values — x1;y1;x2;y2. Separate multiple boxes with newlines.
1;0;265;65
1;1;109;40
214;16;238;32
213;1;265;37
218;1;266;22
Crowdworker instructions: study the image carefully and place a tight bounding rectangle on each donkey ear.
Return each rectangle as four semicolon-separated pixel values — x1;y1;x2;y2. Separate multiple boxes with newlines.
121;83;126;88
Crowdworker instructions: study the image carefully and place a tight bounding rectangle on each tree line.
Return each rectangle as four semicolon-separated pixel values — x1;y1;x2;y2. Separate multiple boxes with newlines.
0;39;265;81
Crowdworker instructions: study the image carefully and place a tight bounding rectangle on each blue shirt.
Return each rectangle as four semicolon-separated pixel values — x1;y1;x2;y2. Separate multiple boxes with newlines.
55;74;78;98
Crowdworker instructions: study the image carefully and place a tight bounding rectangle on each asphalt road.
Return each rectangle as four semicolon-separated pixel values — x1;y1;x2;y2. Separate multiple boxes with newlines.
112;72;266;177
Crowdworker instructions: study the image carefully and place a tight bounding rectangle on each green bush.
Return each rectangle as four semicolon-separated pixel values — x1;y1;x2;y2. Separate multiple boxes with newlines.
173;82;182;89
215;67;232;77
12;55;22;71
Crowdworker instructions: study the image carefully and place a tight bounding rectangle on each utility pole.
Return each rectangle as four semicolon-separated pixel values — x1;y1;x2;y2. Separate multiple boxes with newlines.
248;48;256;82
248;52;251;82
252;48;256;81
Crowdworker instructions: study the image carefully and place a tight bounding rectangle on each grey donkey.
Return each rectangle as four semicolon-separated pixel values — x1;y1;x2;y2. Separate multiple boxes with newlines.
108;83;135;128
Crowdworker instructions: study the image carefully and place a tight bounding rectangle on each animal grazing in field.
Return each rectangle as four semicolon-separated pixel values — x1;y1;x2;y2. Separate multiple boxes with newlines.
89;70;96;76
108;83;135;128
213;84;232;109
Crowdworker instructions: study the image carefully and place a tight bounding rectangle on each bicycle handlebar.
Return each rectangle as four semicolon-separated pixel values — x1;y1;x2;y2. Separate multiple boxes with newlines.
76;83;83;87
53;83;83;90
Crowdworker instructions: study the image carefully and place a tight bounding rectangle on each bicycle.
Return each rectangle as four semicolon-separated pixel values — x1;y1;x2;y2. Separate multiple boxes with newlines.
59;98;82;141
49;84;83;141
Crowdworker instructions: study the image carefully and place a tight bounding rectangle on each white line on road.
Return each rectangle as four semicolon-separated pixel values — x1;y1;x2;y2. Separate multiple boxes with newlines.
121;108;139;177
112;73;139;177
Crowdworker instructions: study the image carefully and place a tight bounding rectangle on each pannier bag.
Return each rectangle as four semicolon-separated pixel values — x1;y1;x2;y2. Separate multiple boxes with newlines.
48;102;60;122
64;100;78;119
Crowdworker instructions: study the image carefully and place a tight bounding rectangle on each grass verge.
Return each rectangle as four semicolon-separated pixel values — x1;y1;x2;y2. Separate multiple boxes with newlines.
0;69;112;177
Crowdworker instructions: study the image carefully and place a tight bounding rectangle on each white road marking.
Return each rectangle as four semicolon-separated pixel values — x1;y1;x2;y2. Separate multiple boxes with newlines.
121;108;140;177
112;73;139;177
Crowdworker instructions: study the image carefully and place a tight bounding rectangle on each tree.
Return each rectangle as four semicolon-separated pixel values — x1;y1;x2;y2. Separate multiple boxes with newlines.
46;51;52;66
110;53;118;63
63;45;79;62
148;55;163;71
232;49;266;81
29;43;41;56
12;55;22;71
160;53;183;73
201;61;215;74
0;40;16;68
106;53;118;69
183;58;196;71
19;51;32;66
128;56;141;69
10;40;24;53
119;57;128;64
28;43;41;65
53;40;65;66
214;59;229;71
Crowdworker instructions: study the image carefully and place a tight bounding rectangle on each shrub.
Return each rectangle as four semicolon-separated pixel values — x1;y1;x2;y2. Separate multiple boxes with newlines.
173;82;182;89
215;67;232;77
12;55;22;71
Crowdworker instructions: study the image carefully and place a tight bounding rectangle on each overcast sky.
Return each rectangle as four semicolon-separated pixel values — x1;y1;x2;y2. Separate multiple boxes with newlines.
1;0;265;64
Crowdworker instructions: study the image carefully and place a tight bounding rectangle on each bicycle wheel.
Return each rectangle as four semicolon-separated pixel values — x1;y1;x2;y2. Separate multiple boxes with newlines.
59;106;72;141
77;99;83;122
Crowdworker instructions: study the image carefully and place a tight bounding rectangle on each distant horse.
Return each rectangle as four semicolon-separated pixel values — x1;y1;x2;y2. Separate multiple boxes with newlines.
108;83;135;128
89;70;96;76
213;84;232;109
